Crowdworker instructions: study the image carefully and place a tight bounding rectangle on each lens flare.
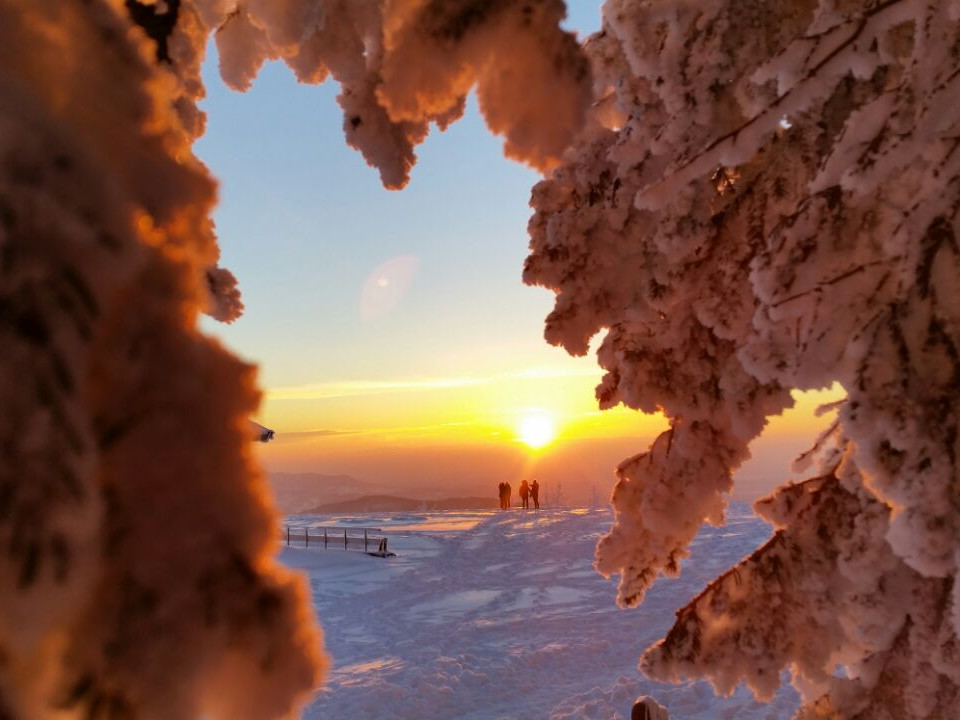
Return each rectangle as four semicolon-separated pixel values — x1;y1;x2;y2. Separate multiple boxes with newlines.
360;255;419;321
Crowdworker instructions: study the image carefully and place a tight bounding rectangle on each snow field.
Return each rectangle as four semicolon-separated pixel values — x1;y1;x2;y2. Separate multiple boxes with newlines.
282;506;800;719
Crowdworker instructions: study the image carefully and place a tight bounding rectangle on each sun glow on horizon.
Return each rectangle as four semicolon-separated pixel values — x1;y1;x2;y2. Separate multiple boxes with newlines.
516;410;557;449
261;365;669;451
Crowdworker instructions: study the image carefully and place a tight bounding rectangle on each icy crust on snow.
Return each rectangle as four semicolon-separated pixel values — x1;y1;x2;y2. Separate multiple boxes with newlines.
523;0;960;716
0;2;324;718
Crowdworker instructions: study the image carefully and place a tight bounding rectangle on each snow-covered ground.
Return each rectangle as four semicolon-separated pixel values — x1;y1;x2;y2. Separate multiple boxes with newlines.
281;505;800;719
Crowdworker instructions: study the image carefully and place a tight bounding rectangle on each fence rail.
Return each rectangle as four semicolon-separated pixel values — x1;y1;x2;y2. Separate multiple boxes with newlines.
283;525;393;556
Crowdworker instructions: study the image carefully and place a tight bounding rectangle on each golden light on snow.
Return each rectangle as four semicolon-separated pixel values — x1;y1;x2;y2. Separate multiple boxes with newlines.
516;410;557;449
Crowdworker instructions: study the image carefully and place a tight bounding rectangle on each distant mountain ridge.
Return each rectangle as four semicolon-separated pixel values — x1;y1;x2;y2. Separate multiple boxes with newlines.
269;472;374;514
305;494;499;514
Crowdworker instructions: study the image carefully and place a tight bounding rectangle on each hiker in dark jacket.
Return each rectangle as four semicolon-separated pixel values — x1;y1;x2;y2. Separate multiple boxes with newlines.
530;479;540;510
519;479;530;509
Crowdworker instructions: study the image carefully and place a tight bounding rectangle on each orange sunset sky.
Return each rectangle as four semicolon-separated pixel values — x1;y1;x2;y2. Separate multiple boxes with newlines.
251;360;843;503
196;4;844;505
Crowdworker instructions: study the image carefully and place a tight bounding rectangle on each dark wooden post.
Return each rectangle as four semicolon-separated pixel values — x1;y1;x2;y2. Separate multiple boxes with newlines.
286;526;290;546
324;528;328;548
305;528;309;548
364;529;368;552
344;528;348;550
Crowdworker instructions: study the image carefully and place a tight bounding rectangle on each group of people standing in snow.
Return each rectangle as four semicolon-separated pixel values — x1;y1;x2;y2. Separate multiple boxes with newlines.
497;479;539;510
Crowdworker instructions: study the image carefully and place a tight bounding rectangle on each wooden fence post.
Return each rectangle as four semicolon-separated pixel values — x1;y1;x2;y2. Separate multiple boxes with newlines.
290;526;389;555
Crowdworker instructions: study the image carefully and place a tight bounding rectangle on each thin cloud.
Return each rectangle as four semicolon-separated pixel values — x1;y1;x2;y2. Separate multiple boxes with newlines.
266;366;600;401
267;377;483;401
274;428;361;439
273;421;488;444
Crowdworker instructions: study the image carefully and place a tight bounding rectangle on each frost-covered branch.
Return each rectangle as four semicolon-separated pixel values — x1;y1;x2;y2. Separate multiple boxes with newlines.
0;1;590;718
524;0;960;716
6;0;960;716
190;0;590;188
0;1;329;717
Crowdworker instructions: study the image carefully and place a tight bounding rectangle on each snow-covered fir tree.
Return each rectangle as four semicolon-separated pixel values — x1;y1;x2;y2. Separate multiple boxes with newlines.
523;0;960;716
2;0;959;718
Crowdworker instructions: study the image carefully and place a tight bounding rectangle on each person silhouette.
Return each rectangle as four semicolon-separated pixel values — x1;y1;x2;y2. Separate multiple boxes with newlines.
530;479;540;510
519;479;530;509
504;481;512;509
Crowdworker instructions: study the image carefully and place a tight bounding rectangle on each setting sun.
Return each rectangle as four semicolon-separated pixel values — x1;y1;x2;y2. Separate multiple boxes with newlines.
517;410;557;449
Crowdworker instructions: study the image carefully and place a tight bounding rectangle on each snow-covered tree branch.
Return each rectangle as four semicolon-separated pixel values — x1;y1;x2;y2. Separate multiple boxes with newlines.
4;0;959;717
523;0;960;716
0;2;325;717
0;0;588;718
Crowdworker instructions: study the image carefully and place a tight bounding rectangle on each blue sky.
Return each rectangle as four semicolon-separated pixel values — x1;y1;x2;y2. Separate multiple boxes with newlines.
191;3;840;501
196;2;605;389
